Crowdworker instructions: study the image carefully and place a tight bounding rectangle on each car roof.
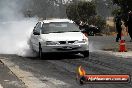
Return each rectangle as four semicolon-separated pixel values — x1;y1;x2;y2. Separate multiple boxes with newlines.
41;19;74;23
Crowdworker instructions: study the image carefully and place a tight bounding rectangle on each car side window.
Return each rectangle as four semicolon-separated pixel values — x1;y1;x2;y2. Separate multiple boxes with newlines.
33;23;38;32
33;22;41;33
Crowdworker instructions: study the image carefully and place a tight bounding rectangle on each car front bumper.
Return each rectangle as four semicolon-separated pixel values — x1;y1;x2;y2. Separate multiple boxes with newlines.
41;44;89;53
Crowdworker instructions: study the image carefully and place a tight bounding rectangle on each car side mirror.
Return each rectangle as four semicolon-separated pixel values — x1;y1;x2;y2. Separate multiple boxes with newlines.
33;31;40;35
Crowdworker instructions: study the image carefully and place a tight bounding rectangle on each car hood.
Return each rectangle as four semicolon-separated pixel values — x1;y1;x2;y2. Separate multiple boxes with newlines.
40;32;85;41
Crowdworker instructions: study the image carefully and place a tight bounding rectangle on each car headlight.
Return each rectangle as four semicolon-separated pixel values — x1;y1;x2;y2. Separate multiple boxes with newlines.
46;41;59;45
75;39;87;43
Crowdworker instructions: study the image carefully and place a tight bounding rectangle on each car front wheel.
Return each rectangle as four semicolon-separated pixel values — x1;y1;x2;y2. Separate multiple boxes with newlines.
39;43;42;59
82;51;89;58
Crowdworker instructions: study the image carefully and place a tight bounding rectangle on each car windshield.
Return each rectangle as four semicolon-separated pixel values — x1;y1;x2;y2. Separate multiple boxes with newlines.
41;22;80;34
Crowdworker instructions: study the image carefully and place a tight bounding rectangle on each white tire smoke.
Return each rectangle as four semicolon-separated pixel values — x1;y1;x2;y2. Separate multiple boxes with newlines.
0;0;38;57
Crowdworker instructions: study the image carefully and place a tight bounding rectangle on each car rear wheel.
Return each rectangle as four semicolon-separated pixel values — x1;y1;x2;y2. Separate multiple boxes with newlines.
29;40;38;56
39;43;42;59
82;51;89;58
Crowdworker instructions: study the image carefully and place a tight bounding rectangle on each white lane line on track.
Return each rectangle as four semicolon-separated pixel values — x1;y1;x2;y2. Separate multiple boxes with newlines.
0;58;51;88
0;84;3;88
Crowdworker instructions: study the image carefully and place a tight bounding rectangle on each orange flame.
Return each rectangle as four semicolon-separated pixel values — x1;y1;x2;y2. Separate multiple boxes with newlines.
78;66;86;76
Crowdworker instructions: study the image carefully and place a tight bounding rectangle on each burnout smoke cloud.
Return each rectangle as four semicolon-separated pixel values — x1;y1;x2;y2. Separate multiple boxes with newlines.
0;0;37;57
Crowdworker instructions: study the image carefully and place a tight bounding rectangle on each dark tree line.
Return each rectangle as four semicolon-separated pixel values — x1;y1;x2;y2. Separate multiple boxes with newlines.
66;1;106;33
112;0;132;21
66;1;97;23
22;0;106;33
24;0;73;18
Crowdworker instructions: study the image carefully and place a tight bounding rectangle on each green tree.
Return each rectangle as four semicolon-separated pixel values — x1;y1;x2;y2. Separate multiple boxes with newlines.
66;1;106;32
88;15;106;31
112;0;132;22
112;8;122;16
66;1;96;23
112;0;132;13
113;0;132;10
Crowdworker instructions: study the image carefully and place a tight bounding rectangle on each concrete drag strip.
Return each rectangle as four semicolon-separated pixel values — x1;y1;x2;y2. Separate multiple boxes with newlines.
0;58;51;88
100;51;132;58
40;76;67;86
47;60;94;74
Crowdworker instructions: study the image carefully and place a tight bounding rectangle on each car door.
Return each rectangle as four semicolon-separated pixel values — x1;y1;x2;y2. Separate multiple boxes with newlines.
31;22;42;52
